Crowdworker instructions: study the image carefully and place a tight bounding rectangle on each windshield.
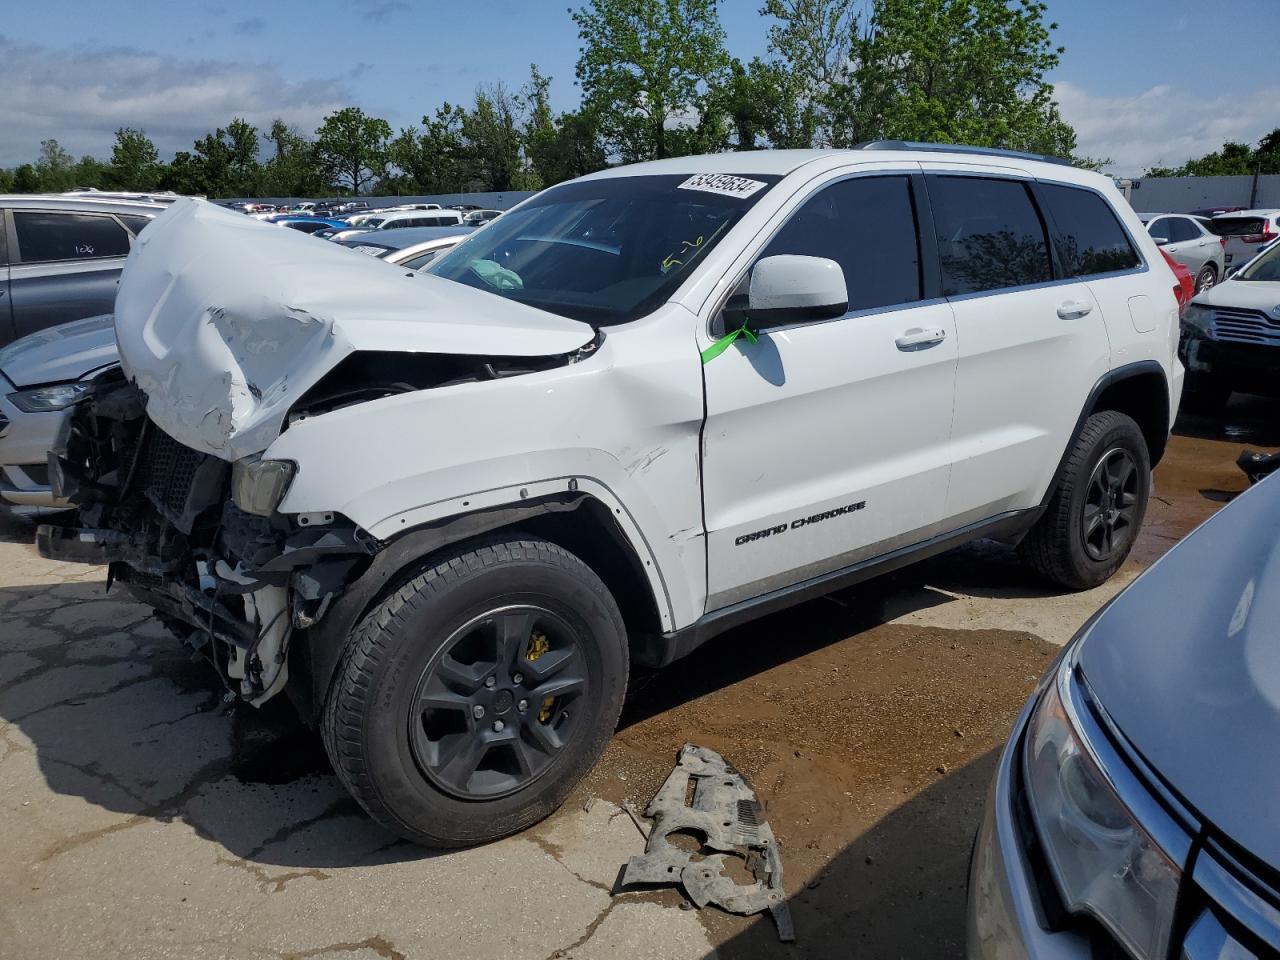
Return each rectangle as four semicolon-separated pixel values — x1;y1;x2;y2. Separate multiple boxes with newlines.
1211;216;1266;236
429;173;780;325
1238;242;1280;281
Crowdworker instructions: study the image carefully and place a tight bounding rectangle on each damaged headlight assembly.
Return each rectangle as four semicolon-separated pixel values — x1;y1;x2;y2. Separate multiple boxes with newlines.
1023;661;1182;960
231;456;297;517
7;382;93;412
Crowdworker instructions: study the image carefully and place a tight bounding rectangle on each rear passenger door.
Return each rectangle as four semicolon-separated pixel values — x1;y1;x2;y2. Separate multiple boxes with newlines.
8;210;134;340
928;173;1110;523
1163;216;1212;276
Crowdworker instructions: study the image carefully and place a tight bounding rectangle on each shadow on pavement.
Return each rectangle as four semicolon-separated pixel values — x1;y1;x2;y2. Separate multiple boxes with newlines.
706;749;999;959
1173;392;1280;447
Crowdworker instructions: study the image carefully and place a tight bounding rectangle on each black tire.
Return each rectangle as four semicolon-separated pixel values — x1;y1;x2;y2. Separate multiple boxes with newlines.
1018;411;1150;590
322;537;628;847
1195;263;1217;294
1181;372;1231;415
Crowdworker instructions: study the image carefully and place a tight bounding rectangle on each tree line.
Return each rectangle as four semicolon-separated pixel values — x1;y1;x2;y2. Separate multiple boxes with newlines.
0;0;1082;199
1145;129;1280;178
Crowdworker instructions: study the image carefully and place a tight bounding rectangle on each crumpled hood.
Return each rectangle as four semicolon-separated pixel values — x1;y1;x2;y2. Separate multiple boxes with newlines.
0;313;118;387
114;198;594;461
1080;478;1280;871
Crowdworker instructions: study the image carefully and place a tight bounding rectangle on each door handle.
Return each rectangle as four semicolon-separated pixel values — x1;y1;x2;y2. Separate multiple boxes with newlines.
895;327;947;350
1056;300;1093;320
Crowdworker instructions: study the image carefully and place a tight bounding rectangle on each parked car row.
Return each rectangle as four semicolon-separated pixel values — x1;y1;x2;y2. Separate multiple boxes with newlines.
1140;206;1280;293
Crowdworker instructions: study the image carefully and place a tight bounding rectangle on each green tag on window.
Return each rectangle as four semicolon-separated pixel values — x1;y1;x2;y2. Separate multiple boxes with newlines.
700;322;758;364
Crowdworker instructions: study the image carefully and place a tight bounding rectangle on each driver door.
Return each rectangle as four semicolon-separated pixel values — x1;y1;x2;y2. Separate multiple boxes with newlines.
700;173;959;611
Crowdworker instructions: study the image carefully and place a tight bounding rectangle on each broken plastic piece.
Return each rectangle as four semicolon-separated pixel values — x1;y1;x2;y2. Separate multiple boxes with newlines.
619;744;794;942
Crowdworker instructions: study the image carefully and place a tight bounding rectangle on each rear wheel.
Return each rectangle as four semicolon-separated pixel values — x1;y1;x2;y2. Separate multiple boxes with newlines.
322;537;628;847
1195;264;1217;294
1018;411;1150;590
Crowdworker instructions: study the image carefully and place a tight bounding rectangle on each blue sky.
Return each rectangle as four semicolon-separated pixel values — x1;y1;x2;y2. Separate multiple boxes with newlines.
4;0;1279;175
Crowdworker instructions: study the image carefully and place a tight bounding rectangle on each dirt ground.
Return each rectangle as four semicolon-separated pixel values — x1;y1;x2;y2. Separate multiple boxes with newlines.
0;398;1273;959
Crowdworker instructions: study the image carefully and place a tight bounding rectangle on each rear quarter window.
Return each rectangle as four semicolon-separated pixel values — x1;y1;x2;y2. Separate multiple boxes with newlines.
13;211;132;263
117;214;153;236
1038;184;1141;276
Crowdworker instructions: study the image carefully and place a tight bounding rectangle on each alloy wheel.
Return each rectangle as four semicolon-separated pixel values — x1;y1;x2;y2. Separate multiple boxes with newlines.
1082;447;1140;562
408;605;589;800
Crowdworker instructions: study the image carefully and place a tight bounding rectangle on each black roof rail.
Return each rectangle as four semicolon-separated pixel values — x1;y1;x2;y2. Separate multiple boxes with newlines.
851;140;1074;167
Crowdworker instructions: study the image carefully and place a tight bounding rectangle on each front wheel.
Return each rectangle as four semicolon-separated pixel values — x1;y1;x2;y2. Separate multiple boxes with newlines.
1018;411;1150;590
1195;264;1218;294
322;537;628;847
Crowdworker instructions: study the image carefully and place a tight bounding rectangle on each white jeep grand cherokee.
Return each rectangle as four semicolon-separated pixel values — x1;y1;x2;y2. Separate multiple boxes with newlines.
39;144;1183;847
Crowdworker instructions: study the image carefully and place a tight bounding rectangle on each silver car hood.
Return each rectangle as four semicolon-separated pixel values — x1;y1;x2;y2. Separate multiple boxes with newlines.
0;313;118;388
1192;276;1280;312
115;198;595;462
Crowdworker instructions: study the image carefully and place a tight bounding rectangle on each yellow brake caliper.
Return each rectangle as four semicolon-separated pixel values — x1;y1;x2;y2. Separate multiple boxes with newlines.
526;631;555;723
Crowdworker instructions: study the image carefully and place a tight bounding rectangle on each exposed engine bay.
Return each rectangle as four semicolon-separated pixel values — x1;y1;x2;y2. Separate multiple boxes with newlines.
39;374;381;706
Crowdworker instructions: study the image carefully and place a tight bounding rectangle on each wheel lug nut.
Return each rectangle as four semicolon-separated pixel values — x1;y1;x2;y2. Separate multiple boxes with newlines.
518;699;528;712
492;720;505;732
472;705;485;720
484;676;496;688
513;672;524;685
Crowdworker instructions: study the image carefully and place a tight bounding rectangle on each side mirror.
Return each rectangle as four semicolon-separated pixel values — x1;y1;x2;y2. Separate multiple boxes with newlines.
724;255;848;331
1151;235;1170;246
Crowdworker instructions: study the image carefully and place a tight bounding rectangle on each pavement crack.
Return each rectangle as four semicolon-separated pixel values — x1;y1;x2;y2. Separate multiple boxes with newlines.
543;898;622;960
526;833;616;894
243;797;359;859
37;814;149;862
215;855;331;894
279;936;405;960
7;671;160;720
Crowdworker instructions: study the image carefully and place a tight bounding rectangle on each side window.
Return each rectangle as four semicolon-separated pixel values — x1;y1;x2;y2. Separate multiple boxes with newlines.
13;212;131;263
1146;218;1169;242
756;175;922;313
117;214;153;236
1037;183;1141;276
928;176;1053;296
402;250;439;271
1169;218;1198;243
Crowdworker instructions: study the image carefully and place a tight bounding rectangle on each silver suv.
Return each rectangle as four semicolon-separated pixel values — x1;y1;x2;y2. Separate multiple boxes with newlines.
1140;212;1227;293
0;195;165;346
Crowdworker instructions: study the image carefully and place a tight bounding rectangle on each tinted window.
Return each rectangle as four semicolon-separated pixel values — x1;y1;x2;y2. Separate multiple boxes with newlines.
14;212;132;263
929;177;1052;295
1038;183;1141;276
1146;218;1170;241
1212;217;1266;237
118;214;153;236
757;175;922;312
1168;217;1198;243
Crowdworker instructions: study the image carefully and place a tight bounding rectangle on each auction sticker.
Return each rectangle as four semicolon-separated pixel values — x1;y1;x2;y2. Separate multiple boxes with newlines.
677;174;768;199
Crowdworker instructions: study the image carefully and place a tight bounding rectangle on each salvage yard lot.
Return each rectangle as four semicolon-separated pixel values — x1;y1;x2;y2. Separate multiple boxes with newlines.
0;405;1269;960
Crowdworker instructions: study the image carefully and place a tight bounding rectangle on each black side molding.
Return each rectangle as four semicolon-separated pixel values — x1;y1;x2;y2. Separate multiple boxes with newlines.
634;508;1040;668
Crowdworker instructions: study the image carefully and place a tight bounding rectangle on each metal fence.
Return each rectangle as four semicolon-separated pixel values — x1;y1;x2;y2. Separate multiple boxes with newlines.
1124;174;1280;214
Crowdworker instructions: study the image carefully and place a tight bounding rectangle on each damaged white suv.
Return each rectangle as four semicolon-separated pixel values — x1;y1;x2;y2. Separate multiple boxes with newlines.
39;145;1183;846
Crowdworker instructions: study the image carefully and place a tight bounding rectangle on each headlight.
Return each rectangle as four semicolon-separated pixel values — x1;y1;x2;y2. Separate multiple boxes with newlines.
7;382;92;413
1024;666;1180;960
231;457;296;517
1182;303;1211;333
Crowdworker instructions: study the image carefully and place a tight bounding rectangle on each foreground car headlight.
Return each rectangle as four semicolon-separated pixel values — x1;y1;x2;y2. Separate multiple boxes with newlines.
231;457;296;517
1182;302;1211;334
1024;666;1180;960
7;382;93;413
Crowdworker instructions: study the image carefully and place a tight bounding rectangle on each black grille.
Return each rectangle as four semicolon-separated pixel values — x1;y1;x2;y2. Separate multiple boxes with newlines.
129;425;228;534
1210;306;1280;346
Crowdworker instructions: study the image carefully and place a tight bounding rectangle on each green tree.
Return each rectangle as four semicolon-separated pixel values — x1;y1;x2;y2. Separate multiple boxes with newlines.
72;155;109;190
35;138;76;191
717;57;818;150
109;128;161;190
572;0;732;162
831;0;1076;157
192;118;261;196
462;83;533;191
760;0;857;145
314;107;392;195
12;164;40;193
260;119;327;197
1144;131;1280;177
389;104;469;194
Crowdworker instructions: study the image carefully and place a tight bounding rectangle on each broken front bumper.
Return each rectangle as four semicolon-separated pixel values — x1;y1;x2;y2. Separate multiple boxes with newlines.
36;380;379;706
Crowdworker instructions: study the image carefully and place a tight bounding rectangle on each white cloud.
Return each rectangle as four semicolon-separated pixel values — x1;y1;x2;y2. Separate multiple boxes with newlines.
1054;80;1280;175
0;35;355;166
